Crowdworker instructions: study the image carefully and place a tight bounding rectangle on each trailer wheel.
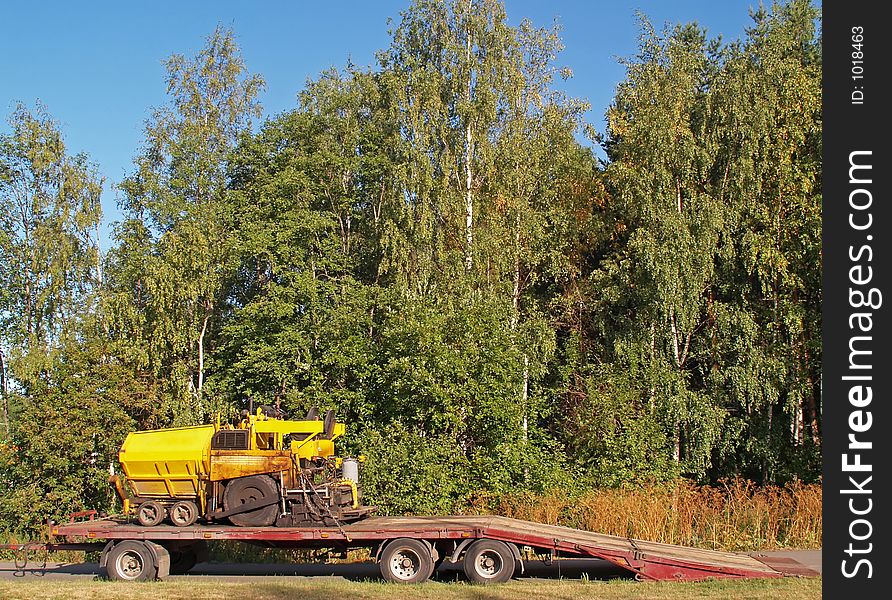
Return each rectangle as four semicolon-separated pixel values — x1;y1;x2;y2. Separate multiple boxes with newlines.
463;539;516;584
165;540;208;575
136;501;166;527
379;538;434;584
169;500;199;527
105;541;158;581
169;547;197;574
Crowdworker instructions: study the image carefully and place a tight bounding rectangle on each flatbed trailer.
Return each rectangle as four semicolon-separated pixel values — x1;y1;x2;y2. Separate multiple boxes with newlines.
4;512;818;584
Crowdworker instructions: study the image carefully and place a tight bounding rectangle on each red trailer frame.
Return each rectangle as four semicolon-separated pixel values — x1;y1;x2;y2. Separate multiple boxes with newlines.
4;511;818;584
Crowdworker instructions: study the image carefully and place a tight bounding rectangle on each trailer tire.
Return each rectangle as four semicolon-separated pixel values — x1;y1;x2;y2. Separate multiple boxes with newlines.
105;541;158;581
462;539;516;584
169;547;197;574
379;538;434;584
163;540;208;575
136;501;165;527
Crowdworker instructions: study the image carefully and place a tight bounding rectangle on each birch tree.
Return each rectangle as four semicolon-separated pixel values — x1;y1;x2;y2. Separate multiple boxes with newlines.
110;26;264;422
706;0;821;480
0;103;103;430
380;0;517;287
603;20;727;471
591;2;820;481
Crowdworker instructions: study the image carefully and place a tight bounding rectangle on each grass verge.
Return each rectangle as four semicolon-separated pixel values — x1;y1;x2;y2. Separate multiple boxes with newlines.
0;576;821;600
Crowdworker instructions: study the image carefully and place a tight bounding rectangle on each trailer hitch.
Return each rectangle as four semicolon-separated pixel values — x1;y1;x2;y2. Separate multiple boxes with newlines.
9;542;47;577
0;541;104;577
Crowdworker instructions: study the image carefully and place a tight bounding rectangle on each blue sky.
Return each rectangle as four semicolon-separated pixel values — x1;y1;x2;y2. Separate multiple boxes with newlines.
1;1;790;244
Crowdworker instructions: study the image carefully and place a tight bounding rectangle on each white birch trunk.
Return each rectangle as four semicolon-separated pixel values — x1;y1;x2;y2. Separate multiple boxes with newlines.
511;211;521;327
0;348;8;436
196;311;210;407
464;1;474;273
522;354;529;481
673;422;680;464
649;322;656;411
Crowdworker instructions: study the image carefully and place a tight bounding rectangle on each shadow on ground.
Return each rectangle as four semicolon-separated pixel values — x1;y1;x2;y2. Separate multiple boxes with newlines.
0;557;632;583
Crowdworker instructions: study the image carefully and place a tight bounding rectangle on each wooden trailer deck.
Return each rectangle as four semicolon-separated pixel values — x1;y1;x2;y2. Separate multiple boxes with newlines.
50;514;817;582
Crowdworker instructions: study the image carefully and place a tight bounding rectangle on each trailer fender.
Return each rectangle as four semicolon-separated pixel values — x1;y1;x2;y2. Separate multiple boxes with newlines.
100;539;171;579
99;540;115;568
508;541;524;574
447;539;474;564
148;541;171;579
448;538;523;574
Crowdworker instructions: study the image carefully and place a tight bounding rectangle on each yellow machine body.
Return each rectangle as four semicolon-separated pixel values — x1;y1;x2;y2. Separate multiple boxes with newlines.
117;411;346;505
237;412;344;459
118;424;215;500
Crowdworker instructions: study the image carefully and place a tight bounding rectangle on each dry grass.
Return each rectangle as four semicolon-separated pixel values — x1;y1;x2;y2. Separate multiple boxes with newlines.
486;478;821;551
0;576;822;600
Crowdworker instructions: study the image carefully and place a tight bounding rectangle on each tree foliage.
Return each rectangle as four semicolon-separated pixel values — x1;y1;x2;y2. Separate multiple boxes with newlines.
107;25;265;424
596;1;821;482
0;104;103;371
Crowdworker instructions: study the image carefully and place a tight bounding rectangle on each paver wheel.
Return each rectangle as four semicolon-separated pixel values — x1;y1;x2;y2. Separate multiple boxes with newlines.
169;500;199;527
379;538;434;584
462;539;516;584
136;500;165;527
223;474;280;527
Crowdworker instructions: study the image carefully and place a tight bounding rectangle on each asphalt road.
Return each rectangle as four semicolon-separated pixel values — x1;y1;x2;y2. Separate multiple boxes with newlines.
0;551;821;582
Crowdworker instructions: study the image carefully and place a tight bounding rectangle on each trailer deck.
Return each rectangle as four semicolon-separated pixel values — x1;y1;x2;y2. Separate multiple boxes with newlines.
46;514;817;582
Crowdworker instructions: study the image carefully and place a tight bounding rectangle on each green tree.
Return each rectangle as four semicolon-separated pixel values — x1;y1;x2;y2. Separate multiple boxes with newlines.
108;26;264;423
600;18;728;475
590;1;821;483
0;337;162;531
215;66;395;424
374;0;600;491
0;103;103;433
704;0;821;481
380;0;521;286
0;106;161;532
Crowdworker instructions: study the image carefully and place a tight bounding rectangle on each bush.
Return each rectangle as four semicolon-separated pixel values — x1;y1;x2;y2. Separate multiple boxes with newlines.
353;422;471;515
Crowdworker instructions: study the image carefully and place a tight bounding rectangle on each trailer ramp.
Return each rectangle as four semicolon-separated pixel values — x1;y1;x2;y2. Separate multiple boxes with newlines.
342;516;807;581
